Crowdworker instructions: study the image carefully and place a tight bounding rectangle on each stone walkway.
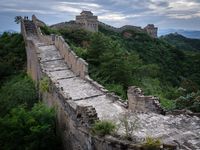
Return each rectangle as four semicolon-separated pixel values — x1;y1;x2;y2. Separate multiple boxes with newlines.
31;36;200;150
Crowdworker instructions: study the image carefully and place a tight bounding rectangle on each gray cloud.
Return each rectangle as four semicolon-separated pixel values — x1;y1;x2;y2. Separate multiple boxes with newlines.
0;0;200;31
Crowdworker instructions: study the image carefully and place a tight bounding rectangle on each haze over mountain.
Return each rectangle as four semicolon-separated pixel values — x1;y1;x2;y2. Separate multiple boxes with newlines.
159;29;200;39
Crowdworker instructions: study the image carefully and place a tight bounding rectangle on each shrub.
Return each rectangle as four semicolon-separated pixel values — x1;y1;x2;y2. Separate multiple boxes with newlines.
0;74;37;116
40;26;59;35
39;77;50;92
142;137;161;150
0;103;60;150
91;120;116;136
105;84;127;100
175;91;200;112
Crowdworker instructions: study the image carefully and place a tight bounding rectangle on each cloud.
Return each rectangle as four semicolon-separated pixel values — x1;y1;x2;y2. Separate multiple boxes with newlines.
0;8;56;15
0;0;200;31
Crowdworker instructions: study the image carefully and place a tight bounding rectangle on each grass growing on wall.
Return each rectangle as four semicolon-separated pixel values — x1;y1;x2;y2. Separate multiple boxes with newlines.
91;120;116;136
39;76;50;92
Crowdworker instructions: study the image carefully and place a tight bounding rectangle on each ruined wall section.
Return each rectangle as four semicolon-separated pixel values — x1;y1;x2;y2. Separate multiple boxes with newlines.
127;86;165;114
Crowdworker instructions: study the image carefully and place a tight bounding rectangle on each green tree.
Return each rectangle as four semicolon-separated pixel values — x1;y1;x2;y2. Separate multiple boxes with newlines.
0;75;37;116
14;16;22;24
0;103;60;150
0;32;25;83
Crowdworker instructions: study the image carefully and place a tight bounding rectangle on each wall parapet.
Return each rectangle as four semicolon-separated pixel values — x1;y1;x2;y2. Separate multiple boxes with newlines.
32;15;46;27
127;86;165;114
98;21;142;33
54;35;88;78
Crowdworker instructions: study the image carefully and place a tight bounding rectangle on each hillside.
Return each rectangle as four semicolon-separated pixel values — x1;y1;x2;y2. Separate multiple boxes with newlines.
160;33;200;51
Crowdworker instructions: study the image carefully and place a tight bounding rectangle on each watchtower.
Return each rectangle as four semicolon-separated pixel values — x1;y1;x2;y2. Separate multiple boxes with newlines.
76;11;98;32
144;24;158;38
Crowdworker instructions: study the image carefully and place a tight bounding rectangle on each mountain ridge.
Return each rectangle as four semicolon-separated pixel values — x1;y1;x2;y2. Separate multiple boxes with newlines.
160;33;200;51
159;29;200;39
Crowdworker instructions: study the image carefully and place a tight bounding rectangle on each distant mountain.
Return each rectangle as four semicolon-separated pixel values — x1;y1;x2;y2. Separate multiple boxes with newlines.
159;29;200;39
160;33;200;51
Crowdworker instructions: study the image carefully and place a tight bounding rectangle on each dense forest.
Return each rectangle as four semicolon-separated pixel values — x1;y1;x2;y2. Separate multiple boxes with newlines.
42;25;200;112
0;33;61;150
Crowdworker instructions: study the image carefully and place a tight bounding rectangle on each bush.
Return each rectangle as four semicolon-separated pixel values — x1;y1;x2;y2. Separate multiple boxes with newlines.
105;84;127;100
0;32;25;83
176;91;200;112
39;76;50;92
40;26;59;35
91;120;116;136
142;137;161;150
0;103;61;150
0;74;37;116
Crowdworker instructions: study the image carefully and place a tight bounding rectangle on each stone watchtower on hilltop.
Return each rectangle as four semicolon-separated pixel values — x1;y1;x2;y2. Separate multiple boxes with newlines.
144;24;158;38
76;11;98;32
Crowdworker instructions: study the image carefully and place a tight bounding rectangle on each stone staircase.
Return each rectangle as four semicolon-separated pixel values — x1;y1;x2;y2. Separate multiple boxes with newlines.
24;20;37;35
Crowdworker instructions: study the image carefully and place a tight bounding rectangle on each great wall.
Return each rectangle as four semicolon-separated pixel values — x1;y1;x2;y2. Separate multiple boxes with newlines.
21;14;200;150
51;11;158;38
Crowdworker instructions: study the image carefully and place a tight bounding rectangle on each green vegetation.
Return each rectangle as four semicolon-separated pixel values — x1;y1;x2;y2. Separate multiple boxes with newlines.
176;90;200;112
0;32;61;150
39;76;50;92
40;25;59;35
160;33;200;52
41;25;200;112
91;120;116;136
0;32;26;84
0;75;37;116
0;103;59;150
142;137;161;150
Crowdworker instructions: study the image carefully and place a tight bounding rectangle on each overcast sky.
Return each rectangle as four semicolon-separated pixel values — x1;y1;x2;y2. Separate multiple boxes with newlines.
0;0;200;32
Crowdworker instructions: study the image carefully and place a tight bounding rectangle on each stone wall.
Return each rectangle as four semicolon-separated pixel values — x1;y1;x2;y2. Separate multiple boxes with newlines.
23;35;146;150
54;35;88;78
98;21;142;33
144;24;158;38
127;86;165;114
76;11;98;32
50;21;82;30
21;16;179;150
32;14;46;27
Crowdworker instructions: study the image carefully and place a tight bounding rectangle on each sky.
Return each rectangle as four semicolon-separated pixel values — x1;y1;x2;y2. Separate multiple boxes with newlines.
0;0;200;32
